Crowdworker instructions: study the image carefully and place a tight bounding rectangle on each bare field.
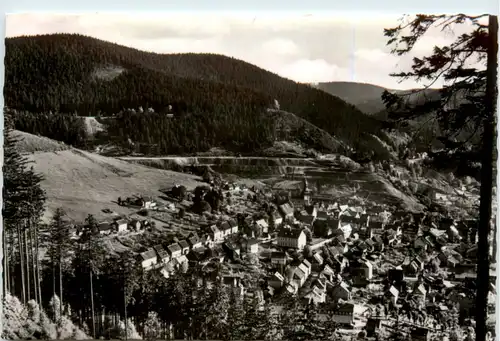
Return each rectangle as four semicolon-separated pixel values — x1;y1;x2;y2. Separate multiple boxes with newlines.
27;148;203;222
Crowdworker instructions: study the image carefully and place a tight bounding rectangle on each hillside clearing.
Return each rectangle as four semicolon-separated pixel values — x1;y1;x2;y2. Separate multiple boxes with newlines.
13;130;70;154
27;148;202;222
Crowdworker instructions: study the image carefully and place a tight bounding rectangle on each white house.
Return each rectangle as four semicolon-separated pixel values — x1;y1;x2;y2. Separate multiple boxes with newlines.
339;222;352;239
298;263;310;279
387;285;399;306
209;225;224;241
142;197;157;209
247;239;259;253
292;267;307;288
115;219;128;232
255;219;269;234
139;249;158;270
277;228;307;250
167;243;182;259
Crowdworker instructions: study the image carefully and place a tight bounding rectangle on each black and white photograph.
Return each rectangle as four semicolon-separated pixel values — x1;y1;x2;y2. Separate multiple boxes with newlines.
1;12;498;341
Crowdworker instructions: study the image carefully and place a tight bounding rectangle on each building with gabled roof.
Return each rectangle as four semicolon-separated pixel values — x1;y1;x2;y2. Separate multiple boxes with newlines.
188;235;202;249
303;286;326;304
153;244;170;264
178;240;190;255
268;272;285;289
386;285;399;305
208;224;223;241
292;266;307;288
219;221;232;237
139;249;158;270
332;281;351;301
277;228;307;250
278;203;295;219
271;251;288;265
255;219;269;234
167;243;182;259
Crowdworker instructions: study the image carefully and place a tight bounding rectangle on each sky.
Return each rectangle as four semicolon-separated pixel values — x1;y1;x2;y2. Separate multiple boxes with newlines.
5;12;481;90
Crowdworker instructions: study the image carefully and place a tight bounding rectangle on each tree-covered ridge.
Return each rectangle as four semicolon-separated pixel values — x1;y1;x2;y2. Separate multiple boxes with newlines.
12;110;89;148
5;33;385;156
109;108;278;155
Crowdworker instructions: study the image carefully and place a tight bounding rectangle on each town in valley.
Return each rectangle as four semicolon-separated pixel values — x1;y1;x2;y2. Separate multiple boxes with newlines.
2;12;497;341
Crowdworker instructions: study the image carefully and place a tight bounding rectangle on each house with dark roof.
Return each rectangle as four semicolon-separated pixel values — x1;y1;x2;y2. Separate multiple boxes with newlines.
139;249;158;270
268;272;285;289
330;303;355;325
277;228;307;250
98;222;113;235
178;240;190;255
219;221;232;237
339;215;362;230
297;211;316;226
153;244;170;264
188;235;202;249
187;247;206;263
167;243;182;259
411;327;431;341
271;251;288;266
332;281;351;301
313;218;339;238
223;242;241;260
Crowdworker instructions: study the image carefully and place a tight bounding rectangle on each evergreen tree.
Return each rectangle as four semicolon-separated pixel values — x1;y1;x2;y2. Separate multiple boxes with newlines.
3;110;46;304
45;207;72;319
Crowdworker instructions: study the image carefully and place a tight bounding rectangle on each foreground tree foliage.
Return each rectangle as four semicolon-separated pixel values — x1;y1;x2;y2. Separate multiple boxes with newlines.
3;110;46;306
383;14;498;341
382;14;494;176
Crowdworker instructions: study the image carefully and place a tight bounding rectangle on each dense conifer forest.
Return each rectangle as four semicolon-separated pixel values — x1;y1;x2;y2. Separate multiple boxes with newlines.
4;33;387;157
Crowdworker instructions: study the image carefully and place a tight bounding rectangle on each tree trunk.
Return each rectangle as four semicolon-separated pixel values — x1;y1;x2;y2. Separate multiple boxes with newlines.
124;276;128;341
35;226;42;306
90;270;96;339
29;226;38;305
18;225;26;304
9;230;16;293
3;228;10;295
24;228;31;301
59;256;63;318
476;14;498;341
52;262;56;300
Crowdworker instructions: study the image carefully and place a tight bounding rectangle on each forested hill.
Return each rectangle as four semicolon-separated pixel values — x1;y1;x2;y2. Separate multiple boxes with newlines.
313;82;390;115
5;33;387;157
